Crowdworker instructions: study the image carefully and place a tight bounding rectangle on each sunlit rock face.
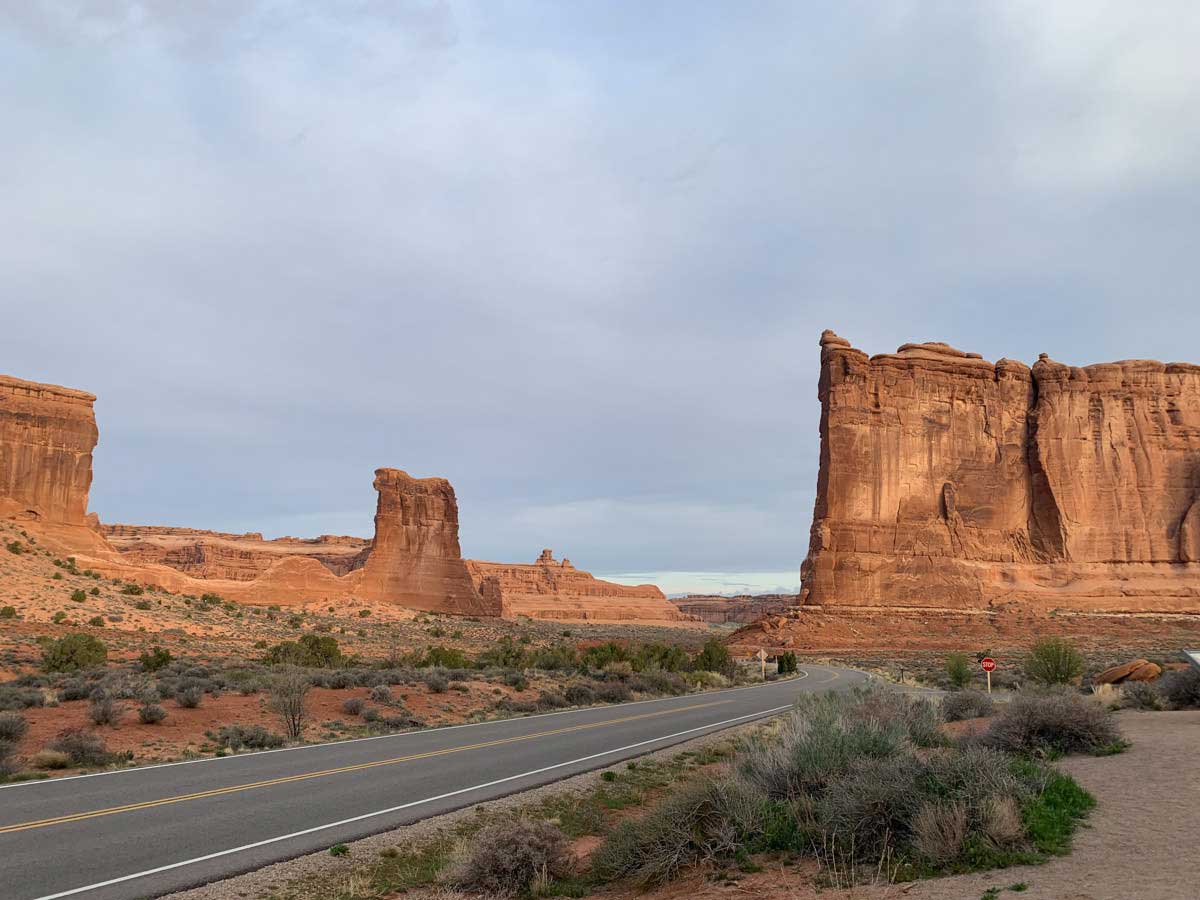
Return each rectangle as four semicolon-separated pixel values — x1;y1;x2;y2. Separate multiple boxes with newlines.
800;332;1200;613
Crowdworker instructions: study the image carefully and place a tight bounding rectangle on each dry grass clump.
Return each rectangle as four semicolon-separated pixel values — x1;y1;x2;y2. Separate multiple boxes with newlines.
446;819;572;895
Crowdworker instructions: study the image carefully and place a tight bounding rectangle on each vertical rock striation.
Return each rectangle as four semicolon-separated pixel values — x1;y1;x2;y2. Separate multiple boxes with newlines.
800;332;1200;612
0;375;98;526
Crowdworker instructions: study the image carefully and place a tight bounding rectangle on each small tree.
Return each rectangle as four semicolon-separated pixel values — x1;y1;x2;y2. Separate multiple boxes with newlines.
693;638;736;677
1024;637;1084;685
42;633;107;673
138;646;173;672
777;651;798;675
268;668;310;741
945;652;973;689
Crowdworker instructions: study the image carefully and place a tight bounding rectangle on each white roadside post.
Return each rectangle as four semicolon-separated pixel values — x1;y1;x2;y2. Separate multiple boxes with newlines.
756;648;768;681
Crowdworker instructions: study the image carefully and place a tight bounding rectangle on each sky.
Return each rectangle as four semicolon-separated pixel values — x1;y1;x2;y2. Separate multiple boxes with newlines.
4;2;1200;595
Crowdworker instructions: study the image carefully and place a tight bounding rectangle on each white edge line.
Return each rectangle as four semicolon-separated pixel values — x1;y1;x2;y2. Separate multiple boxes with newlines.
0;668;821;792
30;703;796;900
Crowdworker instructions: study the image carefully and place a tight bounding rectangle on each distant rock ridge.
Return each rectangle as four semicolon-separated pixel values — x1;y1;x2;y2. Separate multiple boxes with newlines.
465;549;683;623
668;594;796;624
798;331;1200;613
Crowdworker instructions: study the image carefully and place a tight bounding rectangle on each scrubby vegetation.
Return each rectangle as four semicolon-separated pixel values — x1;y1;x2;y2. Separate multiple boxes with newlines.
941;689;995;722
41;633;107;672
1024;638;1085;686
979;690;1123;756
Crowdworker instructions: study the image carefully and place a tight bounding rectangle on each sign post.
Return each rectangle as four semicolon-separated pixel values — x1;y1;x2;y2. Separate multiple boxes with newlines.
981;657;996;694
756;648;768;681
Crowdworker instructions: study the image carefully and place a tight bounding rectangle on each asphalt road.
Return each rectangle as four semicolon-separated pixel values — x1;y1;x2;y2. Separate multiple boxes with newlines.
0;665;869;900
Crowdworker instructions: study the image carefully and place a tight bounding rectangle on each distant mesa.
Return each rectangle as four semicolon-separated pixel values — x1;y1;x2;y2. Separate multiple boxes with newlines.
465;549;684;623
0;374;669;621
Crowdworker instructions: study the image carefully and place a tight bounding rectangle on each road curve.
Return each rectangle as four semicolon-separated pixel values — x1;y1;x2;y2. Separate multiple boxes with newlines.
1;665;869;900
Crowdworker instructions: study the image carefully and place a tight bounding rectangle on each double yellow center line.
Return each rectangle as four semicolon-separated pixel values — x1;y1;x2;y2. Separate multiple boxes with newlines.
0;699;730;835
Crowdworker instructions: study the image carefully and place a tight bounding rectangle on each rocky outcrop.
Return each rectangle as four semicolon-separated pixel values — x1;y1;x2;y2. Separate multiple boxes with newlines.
100;525;370;580
1093;659;1163;685
0;375;98;526
669;594;796;624
799;332;1200;614
465;549;680;622
353;469;497;615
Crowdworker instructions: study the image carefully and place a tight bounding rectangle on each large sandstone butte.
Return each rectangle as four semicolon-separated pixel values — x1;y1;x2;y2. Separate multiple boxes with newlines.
0;372;497;615
800;331;1200;613
0;375;98;527
465;549;683;623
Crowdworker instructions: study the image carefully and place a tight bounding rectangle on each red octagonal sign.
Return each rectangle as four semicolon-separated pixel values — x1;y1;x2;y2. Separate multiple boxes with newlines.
980;657;996;672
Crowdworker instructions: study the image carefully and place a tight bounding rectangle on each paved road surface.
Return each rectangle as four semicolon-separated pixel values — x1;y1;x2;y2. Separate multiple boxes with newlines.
1;665;868;900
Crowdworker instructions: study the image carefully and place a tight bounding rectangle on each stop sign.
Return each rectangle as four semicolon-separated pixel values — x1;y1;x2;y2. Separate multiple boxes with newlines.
981;657;996;672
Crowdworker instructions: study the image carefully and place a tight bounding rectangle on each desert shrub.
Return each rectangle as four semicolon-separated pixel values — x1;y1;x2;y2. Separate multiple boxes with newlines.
536;690;568;710
980;794;1024;847
264;634;342;668
0;686;44;711
88;616;105;627
30;749;71;770
363;706;381;722
121;583;144;596
448;819;571;895
368;684;392;703
42;633;107;673
0;712;28;742
70;589;87;603
383;712;423;730
1160;667;1200;709
564;683;595;706
693;638;736;677
912;799;969;864
502;670;528;691
216;724;285;750
57;679;91;702
594;681;632;703
175;681;205;709
138;703;167;724
500;698;538;714
945;652;973;689
478;636;529;670
47;728;112;766
982;691;1120;755
632;669;688;695
528;644;580;671
1120;680;1165;711
777;651;799;675
138;646;172;672
1024;638;1084;686
87;692;124;726
0;606;16;619
342;697;365;716
941;690;995;722
423;671;449;694
819;754;926;859
269;668;310;740
592;777;764;886
0;740;17;778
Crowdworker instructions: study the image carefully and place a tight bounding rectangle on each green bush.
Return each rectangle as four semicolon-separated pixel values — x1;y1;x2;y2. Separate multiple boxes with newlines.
121;584;145;596
138;703;167;724
1024;638;1083;686
263;634;342;668
945;652;973;689
88;616;105;627
448;819;572;895
175;682;204;708
41;634;107;673
693;638;736;677
776;651;799;675
0;606;16;619
216;724;285;750
138;646;173;672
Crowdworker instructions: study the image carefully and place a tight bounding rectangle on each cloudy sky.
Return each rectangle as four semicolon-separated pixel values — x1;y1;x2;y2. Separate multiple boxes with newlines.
4;2;1200;594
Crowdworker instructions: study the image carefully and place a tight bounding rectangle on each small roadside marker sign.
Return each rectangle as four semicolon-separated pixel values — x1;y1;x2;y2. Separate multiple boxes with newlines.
756;648;768;680
981;657;996;694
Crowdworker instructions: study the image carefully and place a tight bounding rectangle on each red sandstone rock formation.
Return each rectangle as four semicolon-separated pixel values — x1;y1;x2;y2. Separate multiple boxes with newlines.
352;469;497;615
0;375;98;527
668;594;796;624
100;524;370;580
465;549;680;622
798;332;1200;614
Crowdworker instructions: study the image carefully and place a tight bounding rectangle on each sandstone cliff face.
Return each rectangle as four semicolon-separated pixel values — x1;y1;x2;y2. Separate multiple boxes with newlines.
669;594;795;624
0;375;98;526
100;525;370;580
801;332;1200;612
353;469;498;615
465;549;680;622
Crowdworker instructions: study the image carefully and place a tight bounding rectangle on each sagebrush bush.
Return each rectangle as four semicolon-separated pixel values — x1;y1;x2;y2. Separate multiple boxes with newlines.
0;739;16;778
592;776;764;886
594;681;633;703
342;697;365;716
423;671;449;694
564;683;595;705
0;686;44;711
138;703;167;724
819;754;926;860
536;690;568;710
47;728;111;766
912;799;969;863
0;712;29;742
30;749;71;770
941;690;995;722
448;819;572;895
981;691;1120;755
368;684;392;703
216;724;285;750
1120;680;1165;711
87;692;124;726
1160;668;1200;709
1024;638;1084;685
